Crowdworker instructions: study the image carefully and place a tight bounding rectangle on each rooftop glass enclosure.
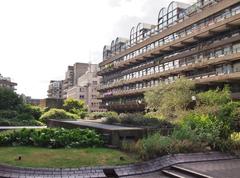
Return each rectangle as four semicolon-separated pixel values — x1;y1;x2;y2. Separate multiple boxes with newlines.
102;0;221;61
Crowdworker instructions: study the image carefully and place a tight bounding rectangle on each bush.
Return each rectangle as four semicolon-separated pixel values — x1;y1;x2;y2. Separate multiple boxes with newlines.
197;86;231;106
129;133;206;160
104;115;120;124
144;77;195;120
0;118;44;126
176;114;222;145
231;132;240;151
21;104;43;120
15;113;35;121
104;113;173;128
0;119;11;126
40;109;79;123
0;110;18;119
138;133;173;159
0;87;23;110
63;98;87;119
0;128;103;148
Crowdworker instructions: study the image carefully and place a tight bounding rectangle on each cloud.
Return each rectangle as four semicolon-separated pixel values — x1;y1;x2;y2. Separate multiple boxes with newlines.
0;0;197;98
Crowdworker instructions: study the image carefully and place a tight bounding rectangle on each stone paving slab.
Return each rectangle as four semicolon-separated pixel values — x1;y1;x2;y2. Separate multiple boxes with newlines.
0;152;238;178
177;159;240;178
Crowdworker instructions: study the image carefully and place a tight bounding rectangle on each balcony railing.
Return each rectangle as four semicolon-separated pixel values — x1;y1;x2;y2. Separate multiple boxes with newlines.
99;3;240;74
98;48;240;91
100;70;240;98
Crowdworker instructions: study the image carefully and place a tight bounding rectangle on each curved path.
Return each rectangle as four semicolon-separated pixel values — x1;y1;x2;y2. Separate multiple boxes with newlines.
0;152;238;178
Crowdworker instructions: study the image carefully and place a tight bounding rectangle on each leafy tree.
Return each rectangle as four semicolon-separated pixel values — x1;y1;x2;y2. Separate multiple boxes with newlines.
144;77;195;120
0;87;23;110
63;98;87;118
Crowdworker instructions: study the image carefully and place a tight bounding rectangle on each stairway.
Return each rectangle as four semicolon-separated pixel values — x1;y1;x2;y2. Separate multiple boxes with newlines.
162;165;213;178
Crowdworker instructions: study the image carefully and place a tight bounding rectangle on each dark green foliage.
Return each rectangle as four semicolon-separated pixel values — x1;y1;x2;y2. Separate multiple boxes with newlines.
15;113;35;121
39;109;79;123
0;128;103;148
0;87;23;110
104;116;121;124
21;104;43;120
0;110;18;119
0;118;44;126
0;87;44;126
172;114;224;149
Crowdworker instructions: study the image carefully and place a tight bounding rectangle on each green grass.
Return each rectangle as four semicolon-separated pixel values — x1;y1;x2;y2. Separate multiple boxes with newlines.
0;146;139;168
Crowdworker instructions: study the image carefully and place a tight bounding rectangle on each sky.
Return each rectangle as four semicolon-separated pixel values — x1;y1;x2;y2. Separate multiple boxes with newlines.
0;0;195;99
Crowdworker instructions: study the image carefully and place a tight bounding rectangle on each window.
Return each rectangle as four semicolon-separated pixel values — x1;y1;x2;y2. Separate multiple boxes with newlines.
233;43;240;53
79;88;84;92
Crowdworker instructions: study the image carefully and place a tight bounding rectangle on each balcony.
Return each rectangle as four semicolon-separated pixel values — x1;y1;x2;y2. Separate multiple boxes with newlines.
101;70;240;98
98;51;240;91
99;0;240;73
111;12;240;71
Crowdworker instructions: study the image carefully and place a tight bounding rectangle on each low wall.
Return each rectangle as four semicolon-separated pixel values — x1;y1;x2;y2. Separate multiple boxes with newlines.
46;119;145;147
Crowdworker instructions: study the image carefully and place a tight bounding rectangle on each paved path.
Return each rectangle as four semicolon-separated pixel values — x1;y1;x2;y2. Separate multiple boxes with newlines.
0;152;238;178
177;159;240;178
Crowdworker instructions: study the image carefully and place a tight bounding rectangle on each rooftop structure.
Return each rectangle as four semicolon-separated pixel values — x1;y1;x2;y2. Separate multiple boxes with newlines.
98;0;240;112
0;74;17;90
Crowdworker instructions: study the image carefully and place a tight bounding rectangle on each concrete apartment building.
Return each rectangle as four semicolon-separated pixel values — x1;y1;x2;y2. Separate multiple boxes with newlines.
0;74;17;90
98;0;240;112
47;80;63;99
67;64;103;112
62;63;89;99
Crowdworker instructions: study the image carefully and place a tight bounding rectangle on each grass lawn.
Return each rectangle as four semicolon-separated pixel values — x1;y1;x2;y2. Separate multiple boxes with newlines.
0;146;139;168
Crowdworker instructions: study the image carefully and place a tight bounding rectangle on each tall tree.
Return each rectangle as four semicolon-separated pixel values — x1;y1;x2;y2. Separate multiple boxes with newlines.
0;87;23;110
144;77;195;120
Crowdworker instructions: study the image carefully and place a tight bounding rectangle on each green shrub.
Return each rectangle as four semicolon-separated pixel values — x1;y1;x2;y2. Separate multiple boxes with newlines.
173;113;226;149
197;86;231;106
0;128;103;148
121;140;138;153
0;119;11;126
40;109;79;123
21;104;43;120
131;133;206;160
15;113;35;121
103;113;173;128
0;110;18;119
0;118;44;126
90;111;118;119
63;98;87;119
138;133;173;159
0;87;23;110
231;132;240;151
125;132;208;160
104;116;120;124
144;112;164;120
